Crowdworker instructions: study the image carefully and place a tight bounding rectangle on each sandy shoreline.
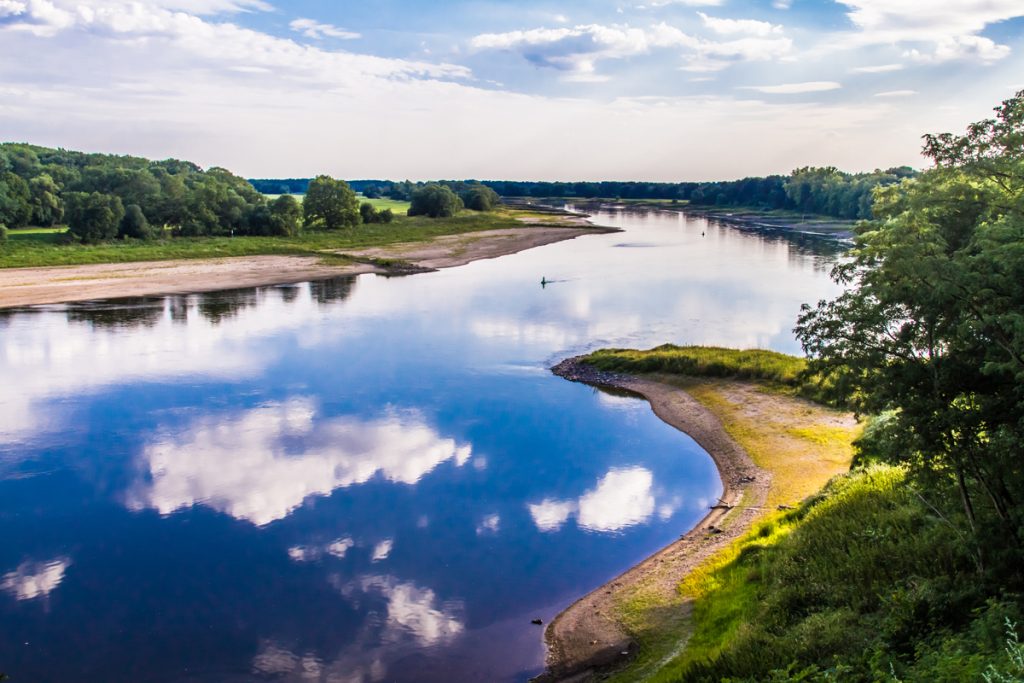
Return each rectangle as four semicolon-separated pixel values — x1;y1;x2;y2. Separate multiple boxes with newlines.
538;358;771;682
0;225;616;309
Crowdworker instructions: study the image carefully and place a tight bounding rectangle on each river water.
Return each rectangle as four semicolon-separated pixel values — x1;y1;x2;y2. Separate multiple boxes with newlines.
0;208;843;682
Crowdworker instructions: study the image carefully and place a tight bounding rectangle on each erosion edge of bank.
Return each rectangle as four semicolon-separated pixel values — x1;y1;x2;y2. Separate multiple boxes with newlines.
536;357;771;683
0;224;618;309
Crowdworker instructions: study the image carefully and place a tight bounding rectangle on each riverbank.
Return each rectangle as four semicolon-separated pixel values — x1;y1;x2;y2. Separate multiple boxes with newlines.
0;224;616;308
540;356;857;682
528;198;857;242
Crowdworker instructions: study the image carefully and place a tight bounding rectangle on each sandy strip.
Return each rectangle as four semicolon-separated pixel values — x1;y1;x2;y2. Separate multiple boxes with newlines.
0;226;615;309
537;359;771;682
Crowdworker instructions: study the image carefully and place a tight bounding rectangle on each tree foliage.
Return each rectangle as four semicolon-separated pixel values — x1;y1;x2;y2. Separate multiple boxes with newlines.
119;204;152;240
65;192;126;243
795;90;1024;570
303;175;360;230
408;184;463;218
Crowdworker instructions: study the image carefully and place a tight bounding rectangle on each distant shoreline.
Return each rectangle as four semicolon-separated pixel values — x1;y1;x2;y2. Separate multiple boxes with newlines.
0;224;617;309
516;198;857;242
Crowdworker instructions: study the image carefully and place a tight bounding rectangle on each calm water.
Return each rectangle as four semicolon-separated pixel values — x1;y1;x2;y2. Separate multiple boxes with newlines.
0;208;843;682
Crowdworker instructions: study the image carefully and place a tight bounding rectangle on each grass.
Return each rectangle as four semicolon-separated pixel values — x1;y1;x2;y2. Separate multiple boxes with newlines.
356;195;412;213
0;209;539;269
596;371;859;683
649;465;1013;683
584;345;808;386
609;464;1017;683
262;193;413;215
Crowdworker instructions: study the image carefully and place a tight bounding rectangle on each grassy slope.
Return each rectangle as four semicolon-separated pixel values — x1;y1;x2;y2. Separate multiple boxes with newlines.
0;209;527;269
581;346;1021;682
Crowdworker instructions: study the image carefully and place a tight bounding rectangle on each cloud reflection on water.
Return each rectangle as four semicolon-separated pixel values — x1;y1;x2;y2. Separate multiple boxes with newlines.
1;557;71;601
528;467;666;533
128;398;472;526
252;574;464;682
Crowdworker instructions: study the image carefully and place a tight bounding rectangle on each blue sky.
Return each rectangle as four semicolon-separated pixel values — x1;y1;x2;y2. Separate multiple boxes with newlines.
1;0;1022;180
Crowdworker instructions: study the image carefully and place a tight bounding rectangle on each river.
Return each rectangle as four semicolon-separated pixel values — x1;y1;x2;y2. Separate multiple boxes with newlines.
0;207;844;682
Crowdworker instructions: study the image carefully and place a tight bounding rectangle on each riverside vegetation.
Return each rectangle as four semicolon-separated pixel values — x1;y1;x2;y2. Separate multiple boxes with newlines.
0;144;535;269
567;91;1024;682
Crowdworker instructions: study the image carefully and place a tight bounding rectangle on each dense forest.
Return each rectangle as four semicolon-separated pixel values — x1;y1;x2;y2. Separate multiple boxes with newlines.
251;166;916;221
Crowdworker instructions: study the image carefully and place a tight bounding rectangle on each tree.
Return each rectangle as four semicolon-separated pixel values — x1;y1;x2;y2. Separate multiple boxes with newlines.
29;173;63;226
269;194;301;236
119;204;152;240
360;201;379;224
460;184;501;211
379;208;394;224
0;171;31;228
303;175;360;230
408;184;463;218
795;90;1024;567
65;192;125;242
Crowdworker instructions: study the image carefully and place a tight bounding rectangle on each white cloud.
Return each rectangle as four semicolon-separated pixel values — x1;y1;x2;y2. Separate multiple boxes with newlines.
127;399;473;526
0;0;468;78
527;467;668;533
742;81;842;94
905;35;1010;65
835;0;1022;63
475;513;501;535
2;557;71;601
642;0;724;6
257;575;464;682
578;468;657;532
528;499;576;532
371;539;394;562
470;21;789;78
0;0;26;17
697;12;783;37
287;537;355;562
289;17;359;41
850;63;904;73
874;89;916;98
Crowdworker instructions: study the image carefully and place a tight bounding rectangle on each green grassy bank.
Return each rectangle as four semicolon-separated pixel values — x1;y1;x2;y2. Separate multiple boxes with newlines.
577;346;1023;682
0;209;528;269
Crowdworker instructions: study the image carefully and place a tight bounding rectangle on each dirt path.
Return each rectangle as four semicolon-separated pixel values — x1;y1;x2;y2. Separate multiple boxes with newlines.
540;358;856;682
0;226;615;309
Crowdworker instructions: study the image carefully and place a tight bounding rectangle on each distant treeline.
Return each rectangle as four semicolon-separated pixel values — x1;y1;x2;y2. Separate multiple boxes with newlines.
0;143;298;242
251;166;918;221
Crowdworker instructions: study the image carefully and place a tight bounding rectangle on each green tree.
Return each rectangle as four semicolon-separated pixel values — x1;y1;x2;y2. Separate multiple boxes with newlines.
119;203;152;240
408;184;463;218
0;171;32;228
269;194;301;236
360;201;379;224
795;90;1024;566
65;192;126;243
29;173;63;226
379;208;394;224
460;184;501;211
304;175;360;230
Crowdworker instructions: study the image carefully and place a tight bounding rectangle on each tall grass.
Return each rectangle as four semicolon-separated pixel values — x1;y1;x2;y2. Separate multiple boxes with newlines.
645;465;1014;683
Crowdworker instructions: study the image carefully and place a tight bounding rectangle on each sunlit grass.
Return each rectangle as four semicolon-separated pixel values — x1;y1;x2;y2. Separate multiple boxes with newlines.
0;211;542;268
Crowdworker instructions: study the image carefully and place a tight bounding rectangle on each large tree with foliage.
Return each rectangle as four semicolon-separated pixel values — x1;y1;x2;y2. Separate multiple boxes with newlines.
303;175;360;230
795;90;1024;569
408;184;463;218
65;192;126;243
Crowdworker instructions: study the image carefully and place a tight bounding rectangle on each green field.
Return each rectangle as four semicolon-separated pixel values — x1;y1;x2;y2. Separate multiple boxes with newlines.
0;210;527;269
261;193;413;215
